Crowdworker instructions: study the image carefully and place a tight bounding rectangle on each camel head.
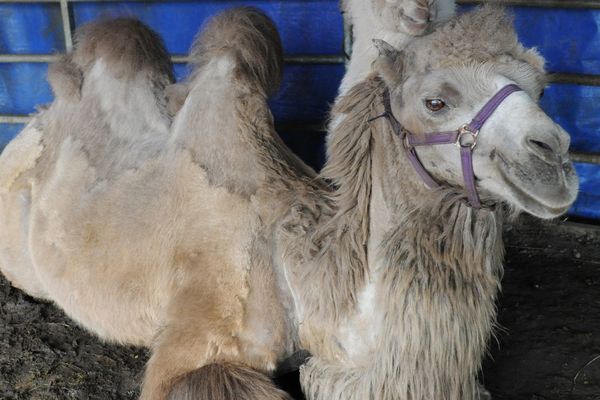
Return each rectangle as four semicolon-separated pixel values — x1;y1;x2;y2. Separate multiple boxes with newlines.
373;6;578;218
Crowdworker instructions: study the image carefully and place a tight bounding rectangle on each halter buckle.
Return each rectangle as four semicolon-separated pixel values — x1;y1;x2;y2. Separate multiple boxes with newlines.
402;128;413;150
456;124;479;149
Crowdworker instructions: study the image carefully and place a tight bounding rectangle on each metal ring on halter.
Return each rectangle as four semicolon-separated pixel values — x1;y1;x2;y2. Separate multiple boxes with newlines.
456;124;479;150
381;83;523;208
403;132;412;150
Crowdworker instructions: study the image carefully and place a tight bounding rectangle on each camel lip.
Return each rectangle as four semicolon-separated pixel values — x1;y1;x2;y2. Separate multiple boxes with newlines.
496;152;574;216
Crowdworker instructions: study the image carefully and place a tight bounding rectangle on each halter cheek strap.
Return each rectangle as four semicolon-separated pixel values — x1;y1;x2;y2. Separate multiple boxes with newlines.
383;84;523;208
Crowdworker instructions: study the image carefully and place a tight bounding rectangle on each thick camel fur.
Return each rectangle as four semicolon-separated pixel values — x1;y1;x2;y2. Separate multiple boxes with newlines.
0;5;578;400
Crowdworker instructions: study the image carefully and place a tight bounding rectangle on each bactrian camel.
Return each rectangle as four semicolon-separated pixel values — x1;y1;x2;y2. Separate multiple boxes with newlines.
339;0;455;95
0;6;578;400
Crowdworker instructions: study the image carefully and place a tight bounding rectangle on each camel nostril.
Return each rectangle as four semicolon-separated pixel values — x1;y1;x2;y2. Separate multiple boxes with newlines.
526;137;560;164
528;139;553;153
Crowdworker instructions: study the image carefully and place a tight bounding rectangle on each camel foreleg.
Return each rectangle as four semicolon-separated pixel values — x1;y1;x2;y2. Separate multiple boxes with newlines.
139;282;289;400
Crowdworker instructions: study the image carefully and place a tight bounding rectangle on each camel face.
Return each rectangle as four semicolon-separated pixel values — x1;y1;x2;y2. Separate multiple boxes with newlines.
468;74;578;218
393;67;578;218
374;6;579;218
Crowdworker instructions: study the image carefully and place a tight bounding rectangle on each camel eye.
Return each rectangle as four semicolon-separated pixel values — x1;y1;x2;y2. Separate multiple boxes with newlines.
425;98;446;112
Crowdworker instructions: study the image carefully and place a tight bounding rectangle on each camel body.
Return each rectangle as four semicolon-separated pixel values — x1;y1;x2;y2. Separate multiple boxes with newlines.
0;5;578;400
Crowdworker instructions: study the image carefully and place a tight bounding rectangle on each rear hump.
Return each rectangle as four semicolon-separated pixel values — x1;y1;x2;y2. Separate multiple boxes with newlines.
189;7;284;95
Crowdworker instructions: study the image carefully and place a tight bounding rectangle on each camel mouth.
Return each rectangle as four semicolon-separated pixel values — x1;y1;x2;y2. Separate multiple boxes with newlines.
496;152;576;218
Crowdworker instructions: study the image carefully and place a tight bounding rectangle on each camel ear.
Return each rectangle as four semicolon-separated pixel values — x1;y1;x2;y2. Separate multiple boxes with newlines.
372;39;404;87
165;83;190;117
520;48;546;74
48;55;83;100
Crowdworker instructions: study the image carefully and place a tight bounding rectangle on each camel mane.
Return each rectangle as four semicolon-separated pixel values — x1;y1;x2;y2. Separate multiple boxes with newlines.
299;77;386;319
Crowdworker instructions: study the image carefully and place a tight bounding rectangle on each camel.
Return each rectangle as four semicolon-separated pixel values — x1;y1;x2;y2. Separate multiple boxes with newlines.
339;0;455;95
0;5;578;400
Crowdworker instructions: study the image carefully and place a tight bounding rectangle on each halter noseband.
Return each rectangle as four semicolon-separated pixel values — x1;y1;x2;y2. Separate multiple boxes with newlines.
383;84;523;208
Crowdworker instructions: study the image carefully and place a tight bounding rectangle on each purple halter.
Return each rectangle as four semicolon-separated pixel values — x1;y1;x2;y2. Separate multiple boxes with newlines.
383;84;523;208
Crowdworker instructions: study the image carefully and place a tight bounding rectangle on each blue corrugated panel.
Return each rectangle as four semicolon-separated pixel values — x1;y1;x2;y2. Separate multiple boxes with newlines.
0;3;65;54
71;1;344;56
0;4;63;116
512;7;600;75
0;123;22;151
458;6;600;76
279;130;326;170
271;64;344;123
0;63;52;114
540;84;600;153
572;163;600;219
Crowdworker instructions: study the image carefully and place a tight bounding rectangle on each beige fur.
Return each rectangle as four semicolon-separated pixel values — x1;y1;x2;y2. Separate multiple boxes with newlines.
167;363;292;400
0;6;577;400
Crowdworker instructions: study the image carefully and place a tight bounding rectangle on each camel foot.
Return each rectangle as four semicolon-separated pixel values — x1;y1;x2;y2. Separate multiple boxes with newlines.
372;0;432;35
166;363;292;400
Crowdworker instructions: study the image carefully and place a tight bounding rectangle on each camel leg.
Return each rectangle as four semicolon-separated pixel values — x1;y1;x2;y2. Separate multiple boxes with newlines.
165;363;291;400
141;332;290;400
139;283;289;400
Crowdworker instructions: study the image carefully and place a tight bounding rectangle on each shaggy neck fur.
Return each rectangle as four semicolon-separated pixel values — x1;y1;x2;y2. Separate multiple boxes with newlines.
298;77;505;399
282;79;381;342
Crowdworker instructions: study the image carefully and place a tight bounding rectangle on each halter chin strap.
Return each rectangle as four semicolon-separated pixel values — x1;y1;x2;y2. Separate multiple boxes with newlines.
383;84;523;208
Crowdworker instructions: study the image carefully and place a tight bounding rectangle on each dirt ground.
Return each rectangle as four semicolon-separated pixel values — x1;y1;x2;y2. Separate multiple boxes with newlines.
0;215;599;400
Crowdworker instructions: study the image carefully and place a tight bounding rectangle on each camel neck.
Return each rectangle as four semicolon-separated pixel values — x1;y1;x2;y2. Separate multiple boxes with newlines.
312;116;506;398
368;100;505;281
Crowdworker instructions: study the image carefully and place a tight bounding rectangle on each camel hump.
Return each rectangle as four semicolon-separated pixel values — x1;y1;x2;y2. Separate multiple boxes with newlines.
191;7;283;95
71;17;173;81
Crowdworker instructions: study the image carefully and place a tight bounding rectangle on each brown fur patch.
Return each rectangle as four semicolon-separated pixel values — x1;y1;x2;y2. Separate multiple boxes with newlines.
188;7;283;95
47;55;83;100
405;6;545;83
167;363;291;400
71;18;174;81
165;83;189;117
415;6;519;68
280;78;386;338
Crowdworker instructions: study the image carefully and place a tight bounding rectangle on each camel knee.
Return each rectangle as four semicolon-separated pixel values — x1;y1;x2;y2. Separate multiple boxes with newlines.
165;363;291;400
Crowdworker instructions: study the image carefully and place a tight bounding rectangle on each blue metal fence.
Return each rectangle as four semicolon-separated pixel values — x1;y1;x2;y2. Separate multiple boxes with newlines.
0;0;599;218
